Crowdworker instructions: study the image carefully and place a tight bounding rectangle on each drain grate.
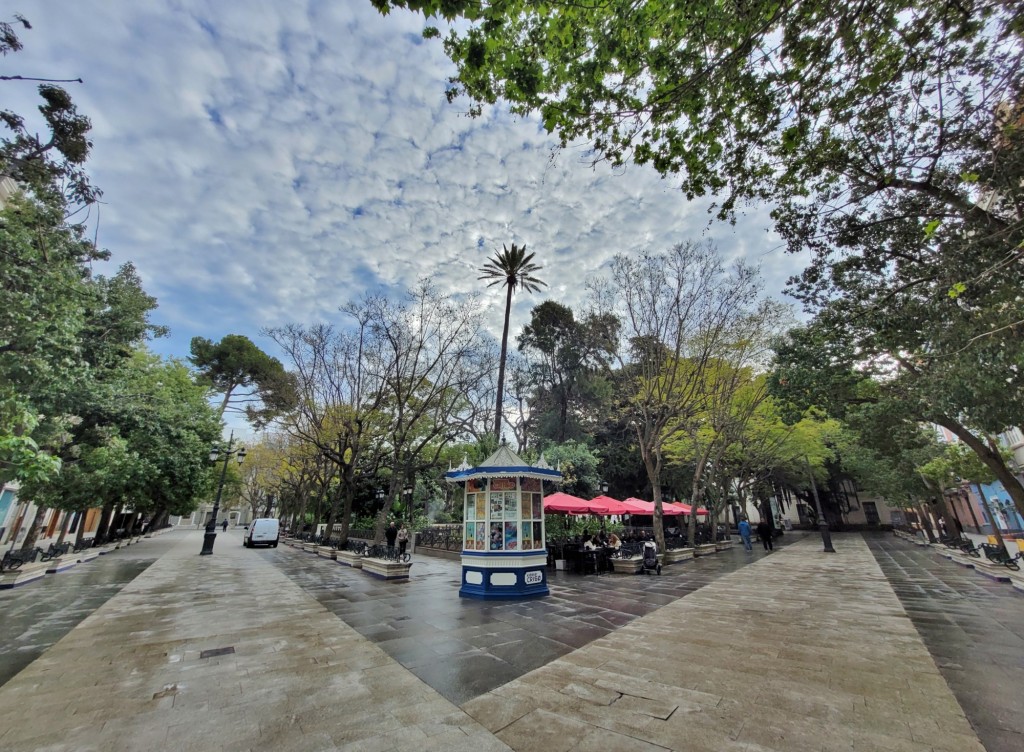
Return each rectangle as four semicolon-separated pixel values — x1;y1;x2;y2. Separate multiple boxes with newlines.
199;646;235;659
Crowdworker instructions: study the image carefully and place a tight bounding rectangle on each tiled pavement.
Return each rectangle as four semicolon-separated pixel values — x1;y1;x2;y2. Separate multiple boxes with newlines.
0;529;1012;751
866;535;1024;752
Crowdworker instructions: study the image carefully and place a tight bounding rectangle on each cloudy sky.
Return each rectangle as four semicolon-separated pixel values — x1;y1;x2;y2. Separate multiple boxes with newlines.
8;1;800;366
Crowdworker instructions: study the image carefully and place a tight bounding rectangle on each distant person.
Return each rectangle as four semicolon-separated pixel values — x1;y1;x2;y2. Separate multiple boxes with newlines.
607;532;622;551
221;519;228;532
397;523;409;555
756;520;773;551
738;518;753;552
385;522;398;551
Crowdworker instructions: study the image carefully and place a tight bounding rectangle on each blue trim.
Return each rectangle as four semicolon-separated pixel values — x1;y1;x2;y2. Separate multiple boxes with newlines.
459;564;549;599
461;549;548;558
445;466;561;481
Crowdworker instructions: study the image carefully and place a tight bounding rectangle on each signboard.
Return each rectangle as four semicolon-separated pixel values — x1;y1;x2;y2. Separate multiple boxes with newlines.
524;570;543;585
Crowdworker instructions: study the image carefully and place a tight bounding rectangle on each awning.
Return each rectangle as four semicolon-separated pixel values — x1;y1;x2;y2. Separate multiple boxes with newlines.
621;497;707;516
588;495;633;515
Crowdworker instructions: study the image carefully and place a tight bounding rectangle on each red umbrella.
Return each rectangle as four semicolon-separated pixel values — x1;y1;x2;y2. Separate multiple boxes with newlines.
543;492;610;514
589;495;632;515
622;497;689;516
672;501;710;515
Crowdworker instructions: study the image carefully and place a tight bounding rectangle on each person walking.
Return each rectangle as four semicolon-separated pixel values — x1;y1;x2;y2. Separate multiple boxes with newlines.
385;521;398;553
756;519;774;551
221;519;228;532
397;523;409;556
738;517;753;552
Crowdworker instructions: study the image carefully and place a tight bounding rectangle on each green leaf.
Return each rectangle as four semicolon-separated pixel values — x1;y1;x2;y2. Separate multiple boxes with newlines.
947;282;967;299
923;219;941;238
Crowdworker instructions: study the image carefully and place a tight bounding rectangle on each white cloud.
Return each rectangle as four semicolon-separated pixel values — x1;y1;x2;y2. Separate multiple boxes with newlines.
7;0;804;362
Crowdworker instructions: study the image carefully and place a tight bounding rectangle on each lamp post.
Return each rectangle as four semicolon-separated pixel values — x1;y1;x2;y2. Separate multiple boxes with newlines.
402;485;413;523
200;432;246;556
805;456;836;553
600;480;609;495
376;488;385;513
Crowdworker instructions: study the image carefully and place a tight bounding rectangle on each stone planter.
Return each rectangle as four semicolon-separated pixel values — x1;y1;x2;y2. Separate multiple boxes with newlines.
334;550;364;569
610;556;643;574
0;561;49;588
663;548;694;565
361;557;413;581
301;543;319;554
315;546;336;559
715;540;733;551
694;543;717;557
76;550;100;563
45;556;77;574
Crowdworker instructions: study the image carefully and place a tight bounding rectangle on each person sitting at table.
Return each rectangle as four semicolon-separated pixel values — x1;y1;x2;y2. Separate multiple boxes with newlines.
583;535;597;551
597;530;608;546
607;532;621;550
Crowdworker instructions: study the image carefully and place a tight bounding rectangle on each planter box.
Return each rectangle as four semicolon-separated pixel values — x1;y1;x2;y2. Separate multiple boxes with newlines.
610;556;643;574
972;559;1013;582
715;540;734;551
334;550;364;568
76;550;100;563
361;557;413;581
45;556;77;574
315;546;336;559
663;548;694;565
301;543;319;554
694;543;717;557
554;559;566;571
0;561;50;589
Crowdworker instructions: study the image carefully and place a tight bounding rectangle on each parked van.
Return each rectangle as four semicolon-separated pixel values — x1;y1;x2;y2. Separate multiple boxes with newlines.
244;518;280;548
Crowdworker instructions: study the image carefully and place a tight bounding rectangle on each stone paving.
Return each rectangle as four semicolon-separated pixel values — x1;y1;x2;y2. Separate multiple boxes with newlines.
0;536;173;687
0;529;1001;751
866;534;1024;752
271;533;796;705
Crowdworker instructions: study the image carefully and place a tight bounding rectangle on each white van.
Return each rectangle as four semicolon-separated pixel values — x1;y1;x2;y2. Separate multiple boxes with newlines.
244;518;280;548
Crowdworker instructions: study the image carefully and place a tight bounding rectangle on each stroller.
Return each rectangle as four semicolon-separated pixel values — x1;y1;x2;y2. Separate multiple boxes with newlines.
640;540;662;575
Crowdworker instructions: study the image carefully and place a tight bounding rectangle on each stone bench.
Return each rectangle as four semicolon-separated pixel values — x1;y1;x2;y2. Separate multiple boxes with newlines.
609;556;643;574
361;557;413;581
334;550;364;569
0;560;50;588
663;547;695;565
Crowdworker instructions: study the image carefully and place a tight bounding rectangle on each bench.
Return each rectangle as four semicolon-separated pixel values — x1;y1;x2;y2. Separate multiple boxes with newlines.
980;543;1022;570
39;542;72;561
1;547;41;572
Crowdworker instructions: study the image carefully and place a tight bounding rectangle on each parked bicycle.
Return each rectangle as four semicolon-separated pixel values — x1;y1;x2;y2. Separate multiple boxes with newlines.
367;544;411;563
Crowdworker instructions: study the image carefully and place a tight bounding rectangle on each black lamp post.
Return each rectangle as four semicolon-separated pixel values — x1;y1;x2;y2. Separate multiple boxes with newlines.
200;432;246;556
805;456;835;553
402;485;413;523
600;480;609;495
376;488;385;511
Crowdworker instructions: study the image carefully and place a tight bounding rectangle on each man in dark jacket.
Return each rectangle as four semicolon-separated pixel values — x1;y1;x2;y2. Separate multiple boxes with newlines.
385;522;398;552
756;519;773;551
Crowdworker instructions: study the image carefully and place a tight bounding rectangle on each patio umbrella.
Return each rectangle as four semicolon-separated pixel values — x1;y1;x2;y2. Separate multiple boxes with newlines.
543;492;610;515
672;501;710;515
588;495;633;515
621;497;687;516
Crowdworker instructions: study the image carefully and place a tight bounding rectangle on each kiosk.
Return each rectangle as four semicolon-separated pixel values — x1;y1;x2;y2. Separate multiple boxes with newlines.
445;444;560;599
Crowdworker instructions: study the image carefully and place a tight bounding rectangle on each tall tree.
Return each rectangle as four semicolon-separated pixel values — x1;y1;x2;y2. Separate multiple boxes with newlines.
595;241;762;554
478;243;546;440
189;334;298;427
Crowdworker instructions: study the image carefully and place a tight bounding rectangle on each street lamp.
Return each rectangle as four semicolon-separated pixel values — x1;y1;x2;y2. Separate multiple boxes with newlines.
200;431;246;556
600;480;609;494
402;485;413;522
805;456;835;553
376;488;385;510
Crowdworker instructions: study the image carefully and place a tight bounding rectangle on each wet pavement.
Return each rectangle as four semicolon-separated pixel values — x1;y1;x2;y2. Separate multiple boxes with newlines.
264;534;807;705
866;533;1024;752
0;536;176;688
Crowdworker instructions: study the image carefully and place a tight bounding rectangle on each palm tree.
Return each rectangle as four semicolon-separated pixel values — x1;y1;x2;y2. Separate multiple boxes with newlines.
479;243;546;441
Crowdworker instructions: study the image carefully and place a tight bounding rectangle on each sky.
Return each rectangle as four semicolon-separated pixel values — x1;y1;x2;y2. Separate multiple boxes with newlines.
7;1;802;381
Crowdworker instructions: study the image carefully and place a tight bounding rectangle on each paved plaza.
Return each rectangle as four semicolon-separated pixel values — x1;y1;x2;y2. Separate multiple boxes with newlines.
0;529;1021;751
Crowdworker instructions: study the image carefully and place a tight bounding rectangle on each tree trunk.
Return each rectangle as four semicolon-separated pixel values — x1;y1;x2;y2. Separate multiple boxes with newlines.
19;505;47;551
917;502;938;543
94;502;114;543
493;283;514;441
56;509;73;545
936;417;1024;517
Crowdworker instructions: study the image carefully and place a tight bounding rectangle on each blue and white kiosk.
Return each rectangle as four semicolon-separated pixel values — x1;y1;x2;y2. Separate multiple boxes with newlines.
445;444;560;599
